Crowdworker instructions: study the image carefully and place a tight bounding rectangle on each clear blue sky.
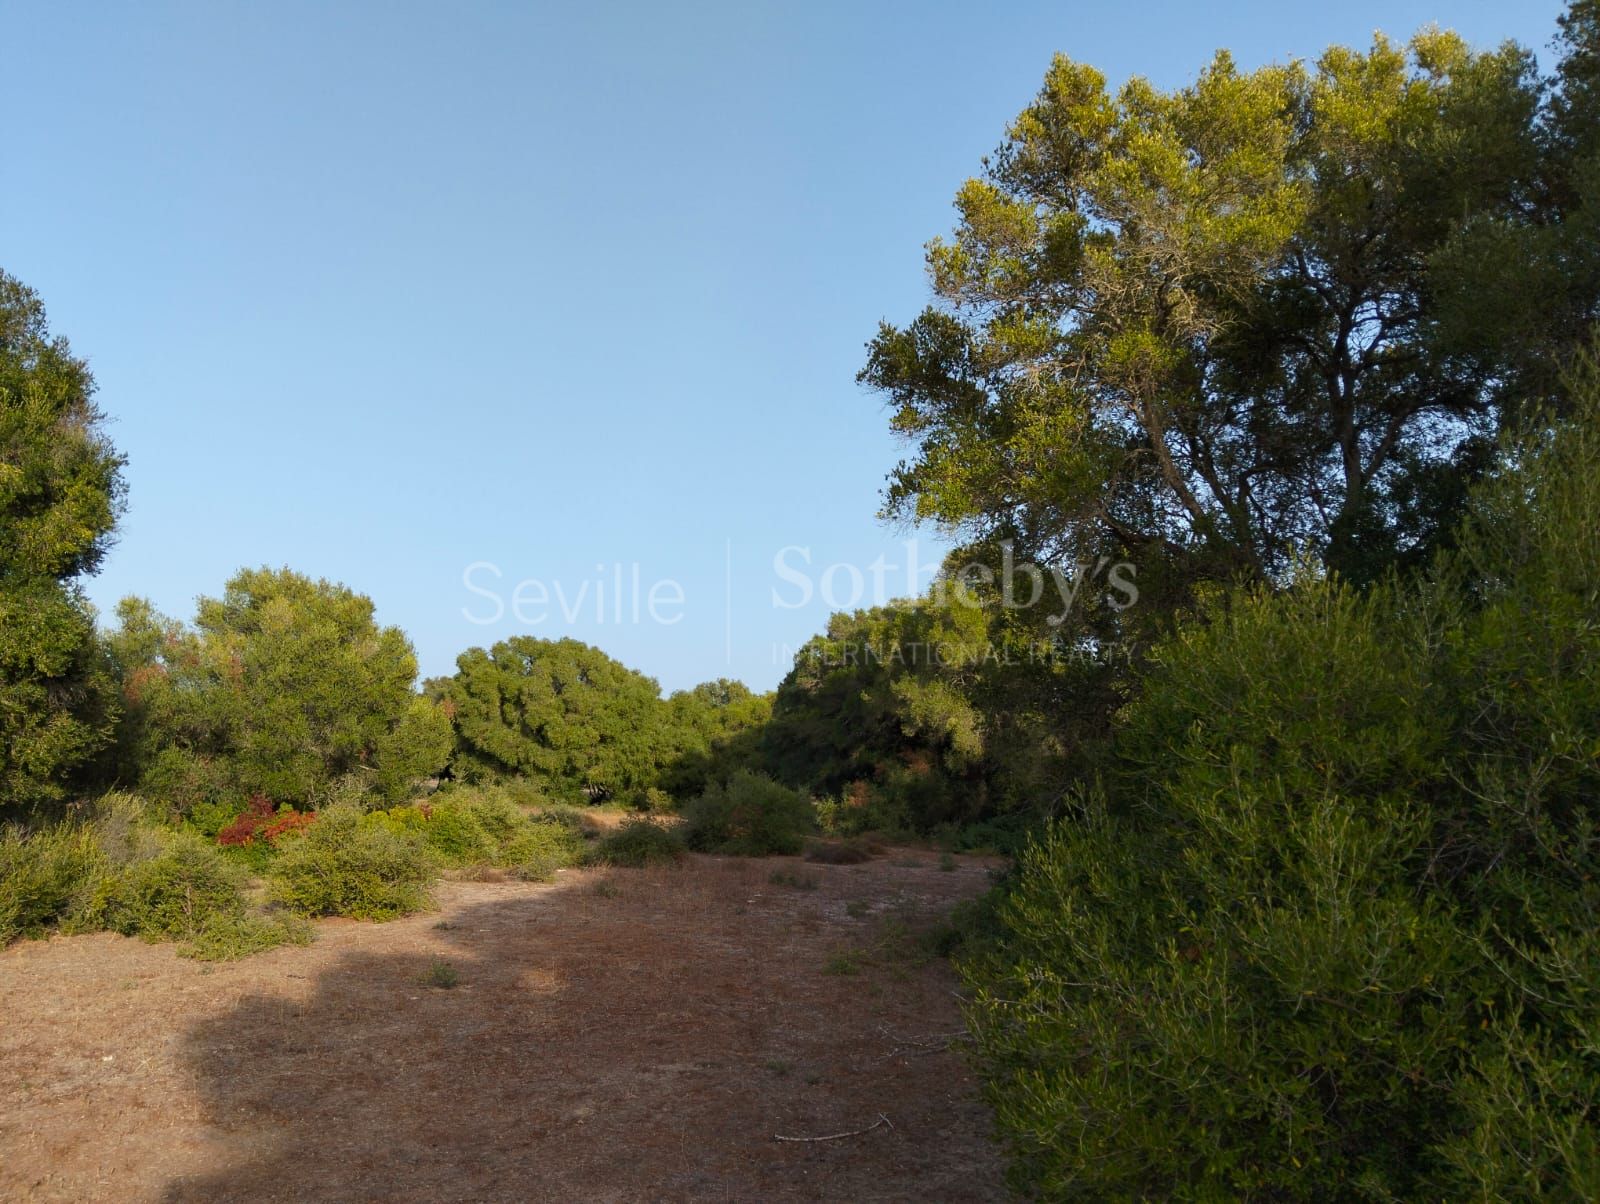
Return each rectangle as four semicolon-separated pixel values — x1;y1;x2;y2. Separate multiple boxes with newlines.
4;0;1566;692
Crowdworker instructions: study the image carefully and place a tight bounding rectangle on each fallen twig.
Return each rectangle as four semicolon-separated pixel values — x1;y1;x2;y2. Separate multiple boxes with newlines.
877;1026;967;1058
773;1113;894;1143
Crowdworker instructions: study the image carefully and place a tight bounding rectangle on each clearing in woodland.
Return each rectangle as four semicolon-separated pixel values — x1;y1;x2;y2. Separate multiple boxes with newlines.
0;850;1005;1202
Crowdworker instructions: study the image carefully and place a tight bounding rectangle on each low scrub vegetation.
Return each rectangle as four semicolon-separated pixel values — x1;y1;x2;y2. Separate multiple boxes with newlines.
421;958;460;989
1;795;307;959
804;839;876;865
683;770;814;856
269;806;433;920
590;818;686;867
369;785;586;880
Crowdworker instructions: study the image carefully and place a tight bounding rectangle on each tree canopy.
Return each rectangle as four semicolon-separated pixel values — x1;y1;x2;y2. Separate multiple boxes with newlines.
860;30;1580;585
446;636;672;803
0;271;126;811
110;567;451;809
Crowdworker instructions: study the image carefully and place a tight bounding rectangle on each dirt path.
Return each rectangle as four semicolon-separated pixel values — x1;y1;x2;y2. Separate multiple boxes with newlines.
0;852;1006;1202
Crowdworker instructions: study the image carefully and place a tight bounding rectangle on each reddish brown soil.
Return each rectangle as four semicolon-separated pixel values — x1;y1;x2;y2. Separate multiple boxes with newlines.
0;852;1007;1202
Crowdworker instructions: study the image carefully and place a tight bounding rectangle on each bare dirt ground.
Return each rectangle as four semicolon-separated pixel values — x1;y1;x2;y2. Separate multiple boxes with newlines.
0;851;1007;1202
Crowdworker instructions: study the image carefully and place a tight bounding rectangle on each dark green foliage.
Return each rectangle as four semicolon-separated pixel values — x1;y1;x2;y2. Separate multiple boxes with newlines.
373;697;455;802
446;637;671;804
270;807;432;919
763;579;1112;834
683;770;814;856
932;814;1035;857
0;271;125;811
109;568;451;812
591;818;686;867
969;588;1465;1197
963;377;1600;1198
804;839;875;865
1435;1;1600;420
444;640;772;808
656;679;773;799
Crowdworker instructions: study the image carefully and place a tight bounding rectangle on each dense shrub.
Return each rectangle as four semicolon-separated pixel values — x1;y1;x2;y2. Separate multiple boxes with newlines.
760;583;1113;835
932;815;1034;857
656;679;773;800
591;818;685;867
503;820;586;881
270;806;432;919
637;786;673;813
1;796;307;960
410;799;497;865
80;829;252;941
683;770;814;855
0;819;107;944
963;390;1600;1199
182;910;312;961
367;786;589;881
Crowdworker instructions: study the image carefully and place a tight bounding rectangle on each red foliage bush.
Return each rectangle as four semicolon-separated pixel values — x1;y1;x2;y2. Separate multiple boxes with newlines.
216;795;317;847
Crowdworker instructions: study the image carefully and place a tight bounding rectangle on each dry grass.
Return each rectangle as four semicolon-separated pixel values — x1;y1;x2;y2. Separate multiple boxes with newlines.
0;850;1004;1202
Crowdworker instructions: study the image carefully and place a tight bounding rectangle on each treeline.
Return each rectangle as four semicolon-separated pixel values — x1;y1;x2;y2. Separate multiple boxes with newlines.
0;269;1097;835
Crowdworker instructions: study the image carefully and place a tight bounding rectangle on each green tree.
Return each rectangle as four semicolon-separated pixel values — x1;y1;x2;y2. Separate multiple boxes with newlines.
111;567;449;809
761;570;1112;832
861;29;1551;585
1431;1;1600;422
657;678;773;799
446;636;668;804
0;271;126;811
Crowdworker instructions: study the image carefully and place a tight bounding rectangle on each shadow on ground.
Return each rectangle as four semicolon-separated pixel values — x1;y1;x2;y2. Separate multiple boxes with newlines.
161;860;1005;1202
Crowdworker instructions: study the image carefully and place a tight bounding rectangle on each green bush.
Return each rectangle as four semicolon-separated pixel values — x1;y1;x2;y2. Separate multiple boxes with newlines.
0;820;108;944
638;786;673;812
270;806;432;919
530;802;596;833
963;390;1600;1199
591;818;686;867
683;770;814;856
933;815;1035;857
416;800;497;865
367;786;589;880
2;795;306;960
186;795;247;838
503;814;587;880
81;829;250;941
